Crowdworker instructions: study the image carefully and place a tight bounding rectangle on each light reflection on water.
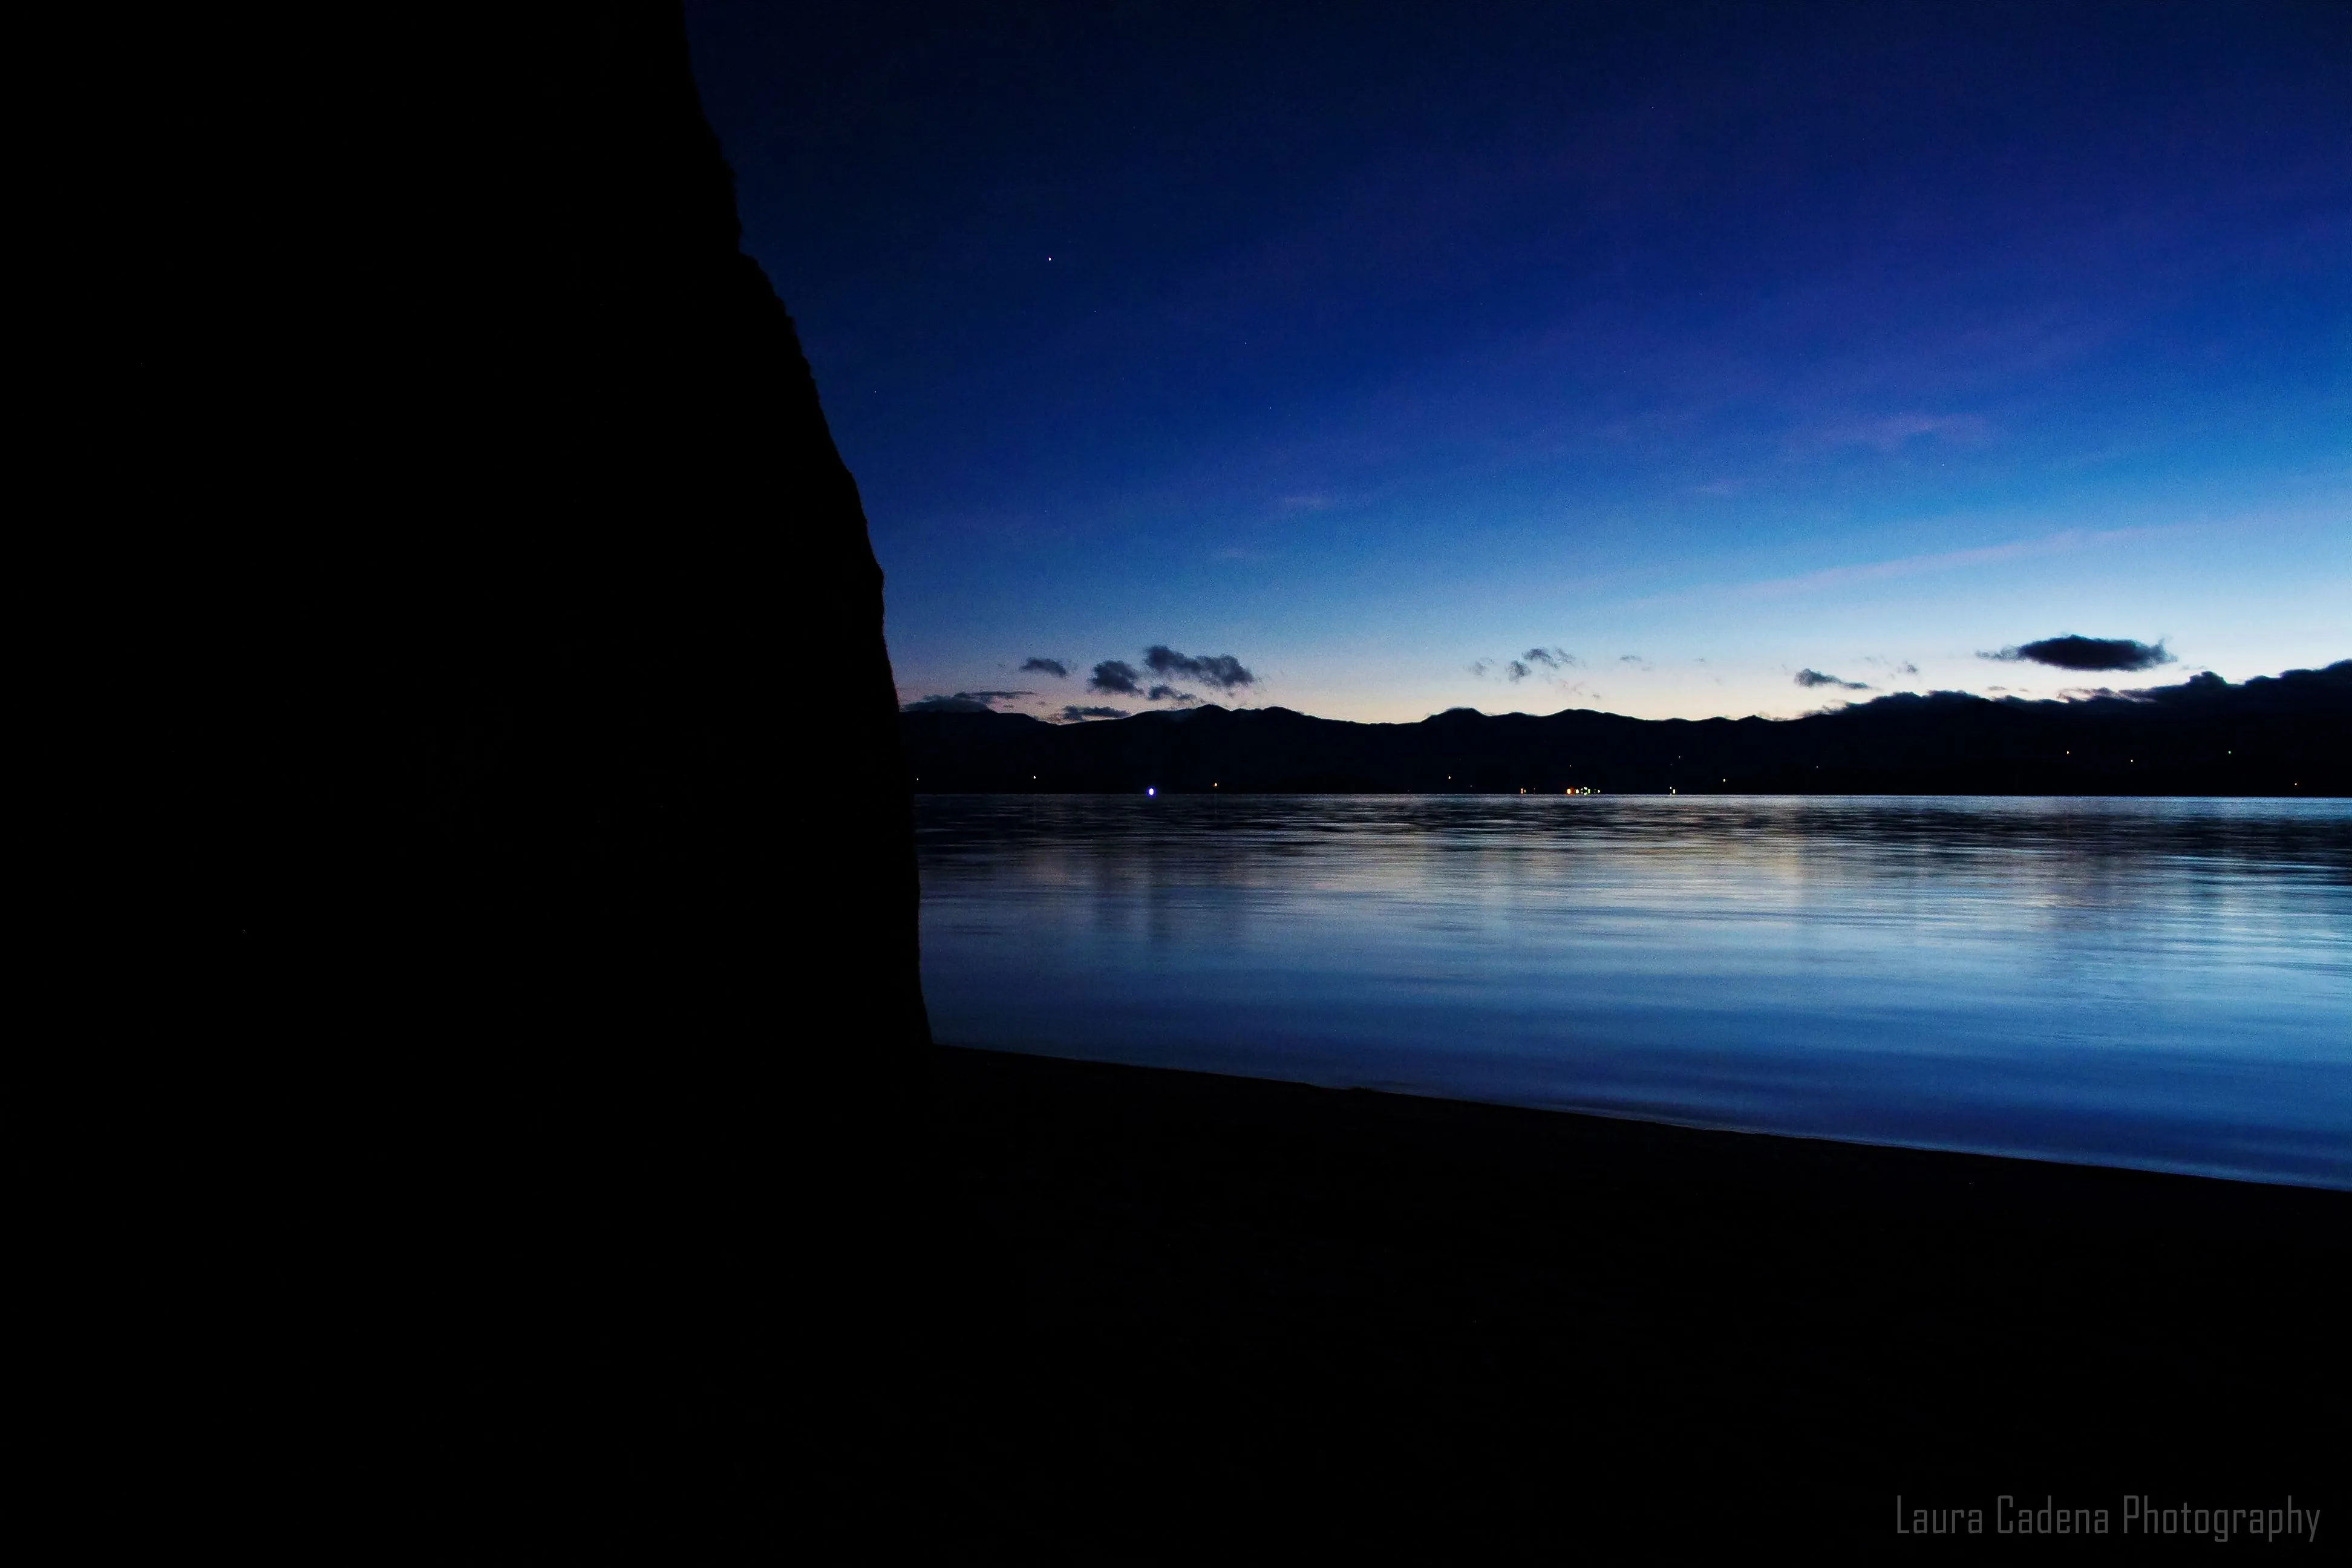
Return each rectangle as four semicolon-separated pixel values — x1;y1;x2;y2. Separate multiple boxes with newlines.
916;795;2352;1188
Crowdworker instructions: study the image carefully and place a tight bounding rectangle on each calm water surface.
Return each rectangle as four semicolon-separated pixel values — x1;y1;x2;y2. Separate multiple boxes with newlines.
918;795;2352;1188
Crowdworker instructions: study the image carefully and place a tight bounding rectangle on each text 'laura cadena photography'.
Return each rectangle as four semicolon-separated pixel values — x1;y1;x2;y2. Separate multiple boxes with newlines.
1896;1494;2322;1542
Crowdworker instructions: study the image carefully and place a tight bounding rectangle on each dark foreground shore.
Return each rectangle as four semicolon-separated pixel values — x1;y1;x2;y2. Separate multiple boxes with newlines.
929;1047;2347;1556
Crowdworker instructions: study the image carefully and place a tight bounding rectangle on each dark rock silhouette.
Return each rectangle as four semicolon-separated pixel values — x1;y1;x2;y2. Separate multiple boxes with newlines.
206;2;924;1550
906;661;2351;794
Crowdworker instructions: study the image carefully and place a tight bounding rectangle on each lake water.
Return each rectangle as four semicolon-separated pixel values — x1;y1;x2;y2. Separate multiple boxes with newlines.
917;795;2352;1189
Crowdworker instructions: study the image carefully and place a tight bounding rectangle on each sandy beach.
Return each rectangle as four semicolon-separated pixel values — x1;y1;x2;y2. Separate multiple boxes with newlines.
927;1046;2347;1554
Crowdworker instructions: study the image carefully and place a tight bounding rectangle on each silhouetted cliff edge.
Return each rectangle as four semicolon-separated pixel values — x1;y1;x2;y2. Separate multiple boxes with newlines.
201;2;923;1550
906;661;2351;794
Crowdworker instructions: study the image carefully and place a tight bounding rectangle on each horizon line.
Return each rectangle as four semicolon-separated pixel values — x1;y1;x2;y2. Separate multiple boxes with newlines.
901;658;2347;730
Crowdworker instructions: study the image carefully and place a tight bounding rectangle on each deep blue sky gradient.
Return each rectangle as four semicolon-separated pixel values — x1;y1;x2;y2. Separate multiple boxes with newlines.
685;1;2349;720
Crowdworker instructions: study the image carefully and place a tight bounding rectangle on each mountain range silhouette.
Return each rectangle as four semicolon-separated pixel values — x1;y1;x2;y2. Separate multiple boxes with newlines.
907;662;2350;794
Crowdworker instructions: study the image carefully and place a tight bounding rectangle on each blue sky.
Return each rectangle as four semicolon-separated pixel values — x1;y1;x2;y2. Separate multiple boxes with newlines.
685;1;2348;722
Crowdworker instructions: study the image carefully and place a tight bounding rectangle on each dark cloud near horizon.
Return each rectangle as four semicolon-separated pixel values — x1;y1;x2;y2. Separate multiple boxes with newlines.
1089;659;1143;694
901;689;1031;713
1059;704;1129;722
1508;646;1575;681
1795;669;1870;691
1145;644;1256;690
1982;635;2175;672
1019;656;1070;678
1147;684;1201;704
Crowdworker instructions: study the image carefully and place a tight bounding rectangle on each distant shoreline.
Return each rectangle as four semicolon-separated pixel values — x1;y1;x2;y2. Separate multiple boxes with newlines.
903;659;2350;796
913;786;2348;797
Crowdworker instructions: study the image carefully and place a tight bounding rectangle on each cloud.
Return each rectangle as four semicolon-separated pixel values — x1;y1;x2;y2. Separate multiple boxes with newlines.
1089;659;1143;695
901;690;1031;713
1059;705;1129;722
1795;669;1871;691
1466;658;1494;678
1019;657;1070;678
1147;685;1201;705
1979;635;2175;672
1144;645;1256;691
1503;647;1583;683
1619;654;1650;669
